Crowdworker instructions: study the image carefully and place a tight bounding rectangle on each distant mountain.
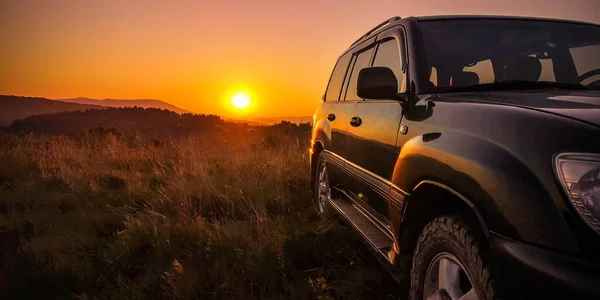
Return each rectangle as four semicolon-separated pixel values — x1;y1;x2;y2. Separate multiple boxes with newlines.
0;95;105;127
58;97;190;114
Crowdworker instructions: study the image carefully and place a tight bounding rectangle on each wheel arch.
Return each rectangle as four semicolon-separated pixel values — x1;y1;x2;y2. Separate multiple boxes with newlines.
396;180;492;258
390;128;578;253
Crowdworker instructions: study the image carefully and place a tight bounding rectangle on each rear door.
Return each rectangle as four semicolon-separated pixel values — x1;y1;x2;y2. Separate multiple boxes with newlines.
343;30;407;219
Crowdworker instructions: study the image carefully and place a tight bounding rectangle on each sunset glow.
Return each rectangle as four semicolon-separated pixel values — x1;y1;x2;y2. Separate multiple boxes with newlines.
0;1;598;117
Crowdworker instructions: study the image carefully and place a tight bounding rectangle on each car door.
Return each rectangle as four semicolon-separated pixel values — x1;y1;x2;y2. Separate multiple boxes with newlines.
319;51;357;186
343;31;408;219
322;39;378;189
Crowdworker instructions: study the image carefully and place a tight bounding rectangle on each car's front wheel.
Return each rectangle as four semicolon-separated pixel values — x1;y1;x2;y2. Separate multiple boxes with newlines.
410;216;501;300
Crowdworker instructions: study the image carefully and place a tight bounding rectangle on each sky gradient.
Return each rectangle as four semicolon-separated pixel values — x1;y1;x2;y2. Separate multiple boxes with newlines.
1;0;599;117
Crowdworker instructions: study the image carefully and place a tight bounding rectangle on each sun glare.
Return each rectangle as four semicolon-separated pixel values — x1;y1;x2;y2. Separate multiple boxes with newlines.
231;93;251;109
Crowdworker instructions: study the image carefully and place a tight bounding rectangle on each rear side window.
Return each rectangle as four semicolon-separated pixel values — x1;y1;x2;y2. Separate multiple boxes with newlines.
373;39;405;92
324;54;351;101
344;47;375;100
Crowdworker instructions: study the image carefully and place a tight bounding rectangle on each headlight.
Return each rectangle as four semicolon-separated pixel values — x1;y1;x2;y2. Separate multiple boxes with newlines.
554;153;600;234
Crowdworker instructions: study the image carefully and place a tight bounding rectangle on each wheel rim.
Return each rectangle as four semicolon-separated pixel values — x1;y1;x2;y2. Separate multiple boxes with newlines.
423;252;478;300
316;163;331;213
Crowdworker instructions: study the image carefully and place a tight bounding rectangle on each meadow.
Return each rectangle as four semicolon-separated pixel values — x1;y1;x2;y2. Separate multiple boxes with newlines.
0;119;398;299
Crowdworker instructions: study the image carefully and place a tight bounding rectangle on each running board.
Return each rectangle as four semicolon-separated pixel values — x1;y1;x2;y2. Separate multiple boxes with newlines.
329;195;394;262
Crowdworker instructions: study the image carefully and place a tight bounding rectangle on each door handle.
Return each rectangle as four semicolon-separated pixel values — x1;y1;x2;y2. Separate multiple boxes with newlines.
349;116;362;127
327;113;336;121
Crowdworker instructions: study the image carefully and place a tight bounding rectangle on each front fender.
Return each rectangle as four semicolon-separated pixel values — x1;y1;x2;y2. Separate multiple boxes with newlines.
392;131;578;252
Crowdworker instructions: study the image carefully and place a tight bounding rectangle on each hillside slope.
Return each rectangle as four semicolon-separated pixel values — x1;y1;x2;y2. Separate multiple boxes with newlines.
0;95;104;127
59;97;190;114
7;106;221;139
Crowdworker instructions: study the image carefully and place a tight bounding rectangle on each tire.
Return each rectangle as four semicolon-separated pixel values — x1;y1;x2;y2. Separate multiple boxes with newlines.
410;215;501;300
313;151;333;218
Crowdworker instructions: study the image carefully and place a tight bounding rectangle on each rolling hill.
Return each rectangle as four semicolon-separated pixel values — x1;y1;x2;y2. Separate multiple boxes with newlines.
6;105;311;142
0;95;104;127
58;97;190;114
7;106;222;138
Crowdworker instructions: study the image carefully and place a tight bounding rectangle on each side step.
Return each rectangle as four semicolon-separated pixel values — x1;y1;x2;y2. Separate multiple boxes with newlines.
329;195;394;261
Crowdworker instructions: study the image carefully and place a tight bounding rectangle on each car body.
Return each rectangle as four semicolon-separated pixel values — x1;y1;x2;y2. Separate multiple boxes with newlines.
310;15;600;299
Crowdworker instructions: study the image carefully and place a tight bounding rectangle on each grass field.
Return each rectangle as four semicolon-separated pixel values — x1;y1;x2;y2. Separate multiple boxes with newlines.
0;126;398;299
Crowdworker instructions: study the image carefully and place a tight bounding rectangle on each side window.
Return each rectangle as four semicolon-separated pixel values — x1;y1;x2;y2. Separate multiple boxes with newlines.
372;39;405;92
343;47;375;101
324;53;351;101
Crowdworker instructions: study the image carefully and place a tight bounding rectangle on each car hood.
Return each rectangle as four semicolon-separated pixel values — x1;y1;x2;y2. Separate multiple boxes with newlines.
440;90;600;127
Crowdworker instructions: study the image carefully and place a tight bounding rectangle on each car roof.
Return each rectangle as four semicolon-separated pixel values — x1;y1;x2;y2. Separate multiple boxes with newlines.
415;15;599;27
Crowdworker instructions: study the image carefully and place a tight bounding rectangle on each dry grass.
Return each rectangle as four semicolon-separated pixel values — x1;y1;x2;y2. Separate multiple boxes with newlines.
0;128;398;299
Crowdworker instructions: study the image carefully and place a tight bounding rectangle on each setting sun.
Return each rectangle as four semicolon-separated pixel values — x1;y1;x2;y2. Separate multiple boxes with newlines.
231;93;251;109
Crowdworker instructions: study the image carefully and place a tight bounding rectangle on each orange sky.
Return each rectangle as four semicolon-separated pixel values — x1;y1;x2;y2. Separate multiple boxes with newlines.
1;0;599;117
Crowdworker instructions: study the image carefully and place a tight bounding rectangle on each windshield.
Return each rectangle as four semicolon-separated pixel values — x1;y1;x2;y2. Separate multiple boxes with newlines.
419;19;600;92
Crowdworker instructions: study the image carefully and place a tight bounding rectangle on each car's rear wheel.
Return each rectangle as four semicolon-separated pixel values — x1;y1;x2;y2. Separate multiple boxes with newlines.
410;215;501;300
313;151;332;217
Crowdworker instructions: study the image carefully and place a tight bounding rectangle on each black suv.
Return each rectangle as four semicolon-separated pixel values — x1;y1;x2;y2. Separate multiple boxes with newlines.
310;16;600;299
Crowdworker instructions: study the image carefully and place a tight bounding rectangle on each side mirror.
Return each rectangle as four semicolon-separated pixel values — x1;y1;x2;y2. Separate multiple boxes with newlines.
357;67;398;99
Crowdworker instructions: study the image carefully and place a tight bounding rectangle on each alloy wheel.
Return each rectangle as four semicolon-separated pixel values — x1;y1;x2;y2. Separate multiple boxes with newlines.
316;163;331;213
423;252;478;300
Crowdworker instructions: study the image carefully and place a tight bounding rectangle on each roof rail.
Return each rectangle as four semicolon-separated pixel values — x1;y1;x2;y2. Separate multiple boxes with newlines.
349;16;401;47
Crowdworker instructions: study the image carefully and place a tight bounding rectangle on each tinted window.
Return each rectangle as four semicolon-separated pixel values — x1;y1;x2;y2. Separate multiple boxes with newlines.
373;40;405;92
325;53;351;101
420;19;600;91
344;47;375;100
